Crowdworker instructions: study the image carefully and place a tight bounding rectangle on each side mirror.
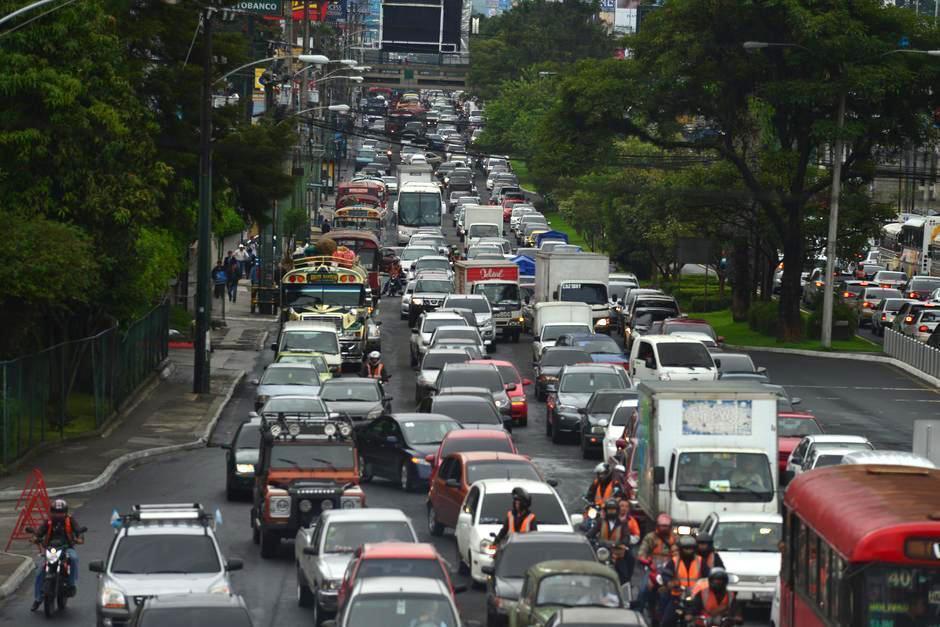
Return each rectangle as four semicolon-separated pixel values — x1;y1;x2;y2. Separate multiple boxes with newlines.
89;560;105;573
225;558;244;572
791;397;802;405
383;395;394;402
480;565;495;576
569;513;584;528
756;366;767;375
385;435;399;445
303;546;319;556
250;379;260;386
522;378;532;386
713;359;721;369
547;478;558;487
270;342;278;352
446;478;460;488
653;466;666;485
248;411;259;418
505;383;517;392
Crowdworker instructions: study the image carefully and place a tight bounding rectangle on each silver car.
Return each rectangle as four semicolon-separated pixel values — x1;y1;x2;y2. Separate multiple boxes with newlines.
295;508;418;624
410;311;470;366
337;577;460;627
252;363;322;410
441;294;495;347
90;504;242;627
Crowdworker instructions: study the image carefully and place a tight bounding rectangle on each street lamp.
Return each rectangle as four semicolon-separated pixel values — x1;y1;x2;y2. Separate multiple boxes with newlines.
743;41;940;348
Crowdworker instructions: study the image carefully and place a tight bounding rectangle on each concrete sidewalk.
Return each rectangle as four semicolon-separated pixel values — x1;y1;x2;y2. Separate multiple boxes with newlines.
0;279;276;596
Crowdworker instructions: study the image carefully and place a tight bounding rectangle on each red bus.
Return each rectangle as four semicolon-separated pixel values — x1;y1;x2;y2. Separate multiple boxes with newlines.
322;229;382;295
779;465;940;626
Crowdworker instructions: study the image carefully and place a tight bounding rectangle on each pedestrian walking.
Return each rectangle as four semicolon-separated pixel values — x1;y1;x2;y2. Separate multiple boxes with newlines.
226;256;241;303
212;261;227;300
234;244;250;277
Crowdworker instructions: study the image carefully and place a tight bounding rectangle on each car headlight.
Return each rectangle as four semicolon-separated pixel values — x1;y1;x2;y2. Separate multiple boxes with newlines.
595;318;610;328
100;584;127;609
558;404;577;415
235;463;255;474
321;579;342;591
412;456;430;466
209;582;231;595
413;298;424;305
496;398;509;407
479;539;497;555
268;495;291;517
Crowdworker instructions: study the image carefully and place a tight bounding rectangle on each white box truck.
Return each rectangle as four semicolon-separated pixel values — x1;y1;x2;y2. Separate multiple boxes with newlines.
531;302;593;361
634;381;779;530
463;205;504;249
534;251;611;333
397;163;436;187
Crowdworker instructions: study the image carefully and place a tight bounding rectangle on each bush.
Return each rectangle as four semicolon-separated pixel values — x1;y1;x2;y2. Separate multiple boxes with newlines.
169;306;194;339
747;301;779;337
687;294;732;313
805;302;858;340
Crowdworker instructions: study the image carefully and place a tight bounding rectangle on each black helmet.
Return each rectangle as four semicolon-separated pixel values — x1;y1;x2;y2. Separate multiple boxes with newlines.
678;535;697;550
50;499;68;519
708;567;730;585
604;498;619;511
511;487;531;508
696;532;714;546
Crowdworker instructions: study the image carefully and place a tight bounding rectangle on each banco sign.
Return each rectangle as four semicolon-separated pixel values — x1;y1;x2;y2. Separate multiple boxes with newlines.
235;0;282;14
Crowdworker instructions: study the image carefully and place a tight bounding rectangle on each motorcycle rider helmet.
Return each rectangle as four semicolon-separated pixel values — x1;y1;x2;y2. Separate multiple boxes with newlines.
603;498;619;518
707;567;730;593
511;487;532;509
50;499;68;521
593;462;610;479
678;535;697;553
368;351;381;364
696;532;714;551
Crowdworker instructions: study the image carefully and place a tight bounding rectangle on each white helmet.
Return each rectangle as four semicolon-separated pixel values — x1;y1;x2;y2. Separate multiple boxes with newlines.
369;351;381;361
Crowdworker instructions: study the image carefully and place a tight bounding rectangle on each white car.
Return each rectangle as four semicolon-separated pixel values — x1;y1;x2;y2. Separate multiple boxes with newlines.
409;311;470;366
409;153;428;165
456;479;582;584
602;398;639;464
785;434;873;479
699;512;782;605
400;280;417;319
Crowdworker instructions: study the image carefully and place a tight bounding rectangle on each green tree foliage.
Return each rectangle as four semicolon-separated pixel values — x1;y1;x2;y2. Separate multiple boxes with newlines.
468;0;613;100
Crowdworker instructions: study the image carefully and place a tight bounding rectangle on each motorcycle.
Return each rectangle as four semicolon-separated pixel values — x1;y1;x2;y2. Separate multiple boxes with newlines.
27;526;86;617
637;553;673;626
581;501;634;603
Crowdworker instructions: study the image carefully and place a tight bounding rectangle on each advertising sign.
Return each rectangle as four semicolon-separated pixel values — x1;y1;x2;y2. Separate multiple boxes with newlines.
235;0;283;14
682;400;753;436
290;0;329;21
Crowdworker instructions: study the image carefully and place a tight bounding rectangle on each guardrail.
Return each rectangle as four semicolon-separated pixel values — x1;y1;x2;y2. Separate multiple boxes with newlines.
884;328;940;380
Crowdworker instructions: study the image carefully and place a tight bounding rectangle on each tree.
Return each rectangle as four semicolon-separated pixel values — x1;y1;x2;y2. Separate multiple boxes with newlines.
541;1;940;340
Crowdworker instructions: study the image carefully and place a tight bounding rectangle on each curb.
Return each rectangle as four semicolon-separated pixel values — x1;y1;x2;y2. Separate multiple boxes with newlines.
0;552;34;600
727;344;940;389
0;370;246;502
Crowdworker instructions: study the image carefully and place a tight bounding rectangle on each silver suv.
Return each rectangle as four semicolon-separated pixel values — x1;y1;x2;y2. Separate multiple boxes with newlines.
90;504;242;627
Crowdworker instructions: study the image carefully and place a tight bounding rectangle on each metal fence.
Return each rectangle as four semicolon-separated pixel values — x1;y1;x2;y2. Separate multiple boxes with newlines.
884;328;940;380
0;303;169;467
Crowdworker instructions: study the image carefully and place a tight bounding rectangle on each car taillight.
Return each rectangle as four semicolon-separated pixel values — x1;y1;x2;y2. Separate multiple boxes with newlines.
905;316;914;323
881;314;887;320
863;302;872;308
919;325;930;333
843;292;852;298
910;292;918;298
815;281;824;287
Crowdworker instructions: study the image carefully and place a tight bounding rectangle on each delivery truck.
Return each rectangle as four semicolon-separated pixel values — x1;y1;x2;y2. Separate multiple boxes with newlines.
455;260;523;341
633;381;779;531
534;250;611;332
531;302;593;360
397;163;436;187
463;205;504;250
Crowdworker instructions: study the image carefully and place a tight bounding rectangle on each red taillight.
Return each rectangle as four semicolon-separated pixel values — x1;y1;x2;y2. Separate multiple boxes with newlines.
905;316;915;323
919;325;930;333
863;302;872;308
815;281;824;287
881;314;887;320
910;292;918;298
843;292;852;298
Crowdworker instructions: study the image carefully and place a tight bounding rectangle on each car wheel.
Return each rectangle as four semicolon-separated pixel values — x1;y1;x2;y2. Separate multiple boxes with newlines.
297;568;315;608
312;595;320;626
359;454;373;482
551;419;563;444
260;529;279;559
428;503;445;537
400;462;415;492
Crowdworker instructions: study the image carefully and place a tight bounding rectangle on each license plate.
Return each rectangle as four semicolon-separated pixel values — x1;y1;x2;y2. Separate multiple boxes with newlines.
495;312;511;319
754;592;773;602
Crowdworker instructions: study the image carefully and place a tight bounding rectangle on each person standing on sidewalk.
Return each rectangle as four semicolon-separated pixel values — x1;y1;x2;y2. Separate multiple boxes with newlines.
226;255;241;303
212;261;227;300
234;244;250;277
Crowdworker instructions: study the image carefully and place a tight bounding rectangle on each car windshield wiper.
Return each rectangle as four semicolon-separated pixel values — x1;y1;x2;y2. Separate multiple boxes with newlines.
308;457;339;471
277;457;301;469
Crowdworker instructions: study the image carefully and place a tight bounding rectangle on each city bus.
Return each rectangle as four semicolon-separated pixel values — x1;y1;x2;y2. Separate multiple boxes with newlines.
395;181;444;244
779;464;940;626
323;229;382;295
333;207;384;237
898;215;940;277
337;180;387;210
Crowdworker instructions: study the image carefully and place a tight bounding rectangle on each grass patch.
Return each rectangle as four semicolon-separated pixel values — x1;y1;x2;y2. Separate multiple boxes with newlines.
689;309;880;352
64;393;100;436
170;305;194;339
540;212;592;251
510;159;536;191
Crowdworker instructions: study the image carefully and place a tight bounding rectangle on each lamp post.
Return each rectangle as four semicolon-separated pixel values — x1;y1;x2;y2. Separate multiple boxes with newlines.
742;41;940;349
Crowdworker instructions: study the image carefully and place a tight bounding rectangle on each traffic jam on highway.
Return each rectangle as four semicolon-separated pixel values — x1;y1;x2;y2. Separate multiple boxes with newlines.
79;90;940;627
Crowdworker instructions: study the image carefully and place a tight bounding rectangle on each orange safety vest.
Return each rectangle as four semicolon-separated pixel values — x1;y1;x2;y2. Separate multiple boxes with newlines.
652;534;677;558
506;511;535;534
591;480;614;507
672;556;703;589
700;587;732;617
365;362;384;379
600;520;624;543
621;516;641;539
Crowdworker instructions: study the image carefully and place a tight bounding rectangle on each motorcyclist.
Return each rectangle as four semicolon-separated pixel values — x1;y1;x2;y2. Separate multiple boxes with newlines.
587;499;632;585
493;487;537;544
633;513;678;612
31;499;83;612
382;258;404;296
696;532;725;576
360;351;389;383
585;462;616;508
617;499;641;580
659;535;704;627
685;568;743;625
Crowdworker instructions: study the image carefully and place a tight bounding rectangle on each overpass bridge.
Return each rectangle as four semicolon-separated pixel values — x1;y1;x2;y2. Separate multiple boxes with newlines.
357;50;469;90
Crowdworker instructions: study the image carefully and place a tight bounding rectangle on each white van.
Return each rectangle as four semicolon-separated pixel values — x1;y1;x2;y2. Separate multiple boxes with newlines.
628;335;718;382
272;321;342;373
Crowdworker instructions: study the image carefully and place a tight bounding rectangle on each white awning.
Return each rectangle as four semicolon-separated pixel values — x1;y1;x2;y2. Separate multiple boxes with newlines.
882;223;903;236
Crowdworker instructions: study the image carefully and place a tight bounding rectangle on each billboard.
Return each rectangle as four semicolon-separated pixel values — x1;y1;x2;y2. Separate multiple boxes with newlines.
380;0;470;53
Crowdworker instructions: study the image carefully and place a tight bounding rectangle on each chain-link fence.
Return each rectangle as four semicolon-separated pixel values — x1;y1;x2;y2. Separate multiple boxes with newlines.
0;303;169;467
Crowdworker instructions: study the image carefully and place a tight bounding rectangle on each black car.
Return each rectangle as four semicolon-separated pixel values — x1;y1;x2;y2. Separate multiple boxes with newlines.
418;394;506;431
579;390;639;459
131;593;253;627
482;532;597;627
533;347;592;401
318;377;392;423
356;413;461;491
222;418;262;500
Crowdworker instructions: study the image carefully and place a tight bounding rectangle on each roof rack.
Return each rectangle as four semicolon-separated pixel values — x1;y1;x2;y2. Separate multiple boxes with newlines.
260;411;355;442
122;503;211;527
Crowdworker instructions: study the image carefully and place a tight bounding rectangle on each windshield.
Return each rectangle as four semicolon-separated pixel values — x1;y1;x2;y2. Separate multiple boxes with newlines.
815;453;844;467
279;332;339;355
468;247;503;259
357;558;446;582
421;353;470;369
323;521;414;553
435;399;501;424
675;452;774;502
589;393;635;414
283;285;365;309
434;329;482;345
441;436;512;457
423;318;469;334
910;278;940;290
496;543;595;579
398;192;441;227
111;535;220;574
876;272;907;281
542;325;592;342
577;338;622;355
559;283;608;305
402;248;436;262
400;419;461;445
863;566;940;626
466;460;540;484
270;444;355;471
261;367;321;386
276;354;329;371
416;259;451;273
346;597;457;627
713;522;781;552
476;283;520;304
415;280;453;294
560;372;626;393
480;493;567;525
657;343;714;368
320;382;380;402
494;364;521;385
445;298;490;313
863;288;900;300
778;417;821;437
635;310;674;327
535;574;620;607
139;608;252;627
440;368;502;391
665;323;717;339
611;404;638;427
541;350;592;367
261;398;327;415
469;224;500;238
716;355;754;373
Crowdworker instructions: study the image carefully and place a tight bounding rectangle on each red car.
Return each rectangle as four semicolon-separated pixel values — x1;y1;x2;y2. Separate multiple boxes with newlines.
424;428;518;480
777;412;823;473
466;359;532;425
337;543;460;611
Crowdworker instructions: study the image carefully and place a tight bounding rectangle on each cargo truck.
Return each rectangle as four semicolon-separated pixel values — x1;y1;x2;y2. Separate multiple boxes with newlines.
463;205;504;250
633;381;779;531
454;260;523;342
531;302;593;360
534;251;611;333
396;163;436;187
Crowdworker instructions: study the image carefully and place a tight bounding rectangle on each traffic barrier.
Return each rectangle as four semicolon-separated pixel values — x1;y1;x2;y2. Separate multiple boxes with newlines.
884;328;940;380
5;469;50;551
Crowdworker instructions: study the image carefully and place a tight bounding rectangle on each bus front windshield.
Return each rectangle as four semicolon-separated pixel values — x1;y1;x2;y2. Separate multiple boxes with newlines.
398;192;442;227
283;285;365;309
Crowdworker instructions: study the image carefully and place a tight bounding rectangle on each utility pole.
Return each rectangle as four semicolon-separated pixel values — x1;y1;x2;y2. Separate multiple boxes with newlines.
194;7;214;394
820;91;845;349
